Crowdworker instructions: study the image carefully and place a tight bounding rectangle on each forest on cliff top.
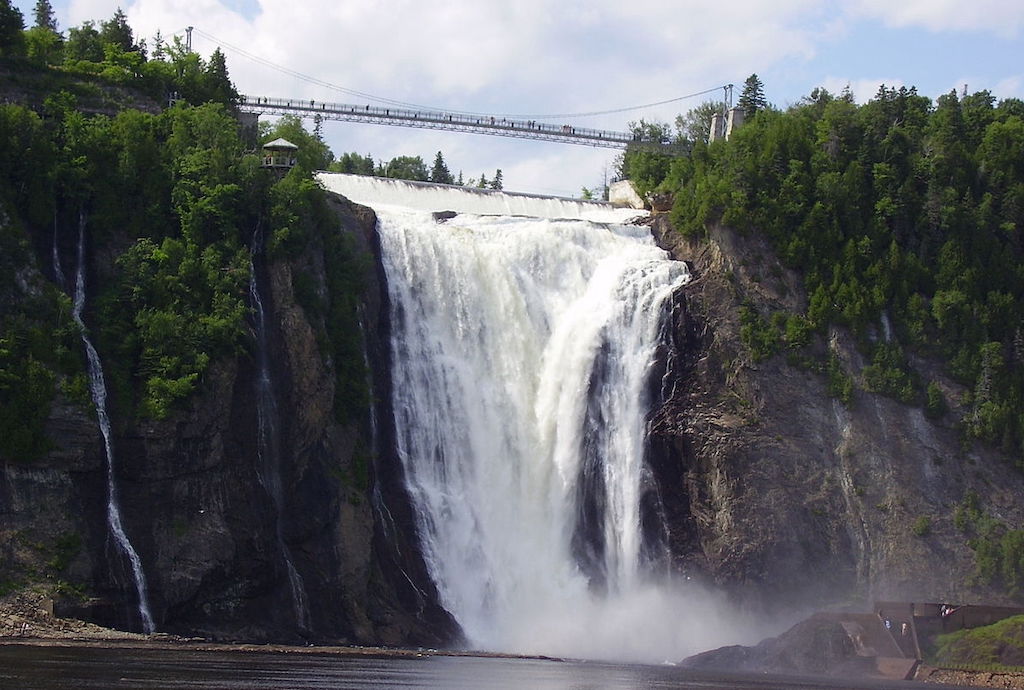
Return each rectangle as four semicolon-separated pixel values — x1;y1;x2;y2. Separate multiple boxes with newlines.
623;81;1024;469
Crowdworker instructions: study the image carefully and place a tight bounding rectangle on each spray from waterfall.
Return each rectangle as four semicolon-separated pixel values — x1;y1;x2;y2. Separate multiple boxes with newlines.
248;224;312;632
69;213;154;634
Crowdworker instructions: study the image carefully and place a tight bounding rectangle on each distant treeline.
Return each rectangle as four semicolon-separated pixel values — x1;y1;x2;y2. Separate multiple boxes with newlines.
623;77;1024;465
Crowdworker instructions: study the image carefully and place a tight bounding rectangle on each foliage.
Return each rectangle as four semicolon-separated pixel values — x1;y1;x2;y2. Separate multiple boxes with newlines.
33;0;56;31
912;515;931;537
862;342;917;403
330;151;375;175
933;615;1024;669
0;214;81;460
260;114;332;172
826;352;853;404
739;304;780;361
429;150;454;184
738;74;767;120
383;155;428;181
676;100;727;145
955;493;1024;597
925;381;947;418
99;7;138;53
635;83;1024;464
0;0;25;57
24;25;62;66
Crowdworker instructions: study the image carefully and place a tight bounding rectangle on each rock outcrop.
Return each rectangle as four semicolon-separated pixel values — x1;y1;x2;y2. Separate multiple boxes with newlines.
647;216;1024;614
0;192;454;645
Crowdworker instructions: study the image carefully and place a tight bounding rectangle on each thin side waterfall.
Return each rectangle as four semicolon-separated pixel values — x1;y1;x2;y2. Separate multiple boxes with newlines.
52;215;66;290
69;214;154;634
319;175;758;662
248;226;311;632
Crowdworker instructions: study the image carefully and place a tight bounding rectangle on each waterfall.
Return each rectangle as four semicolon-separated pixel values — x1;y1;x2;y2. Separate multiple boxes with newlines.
320;174;751;662
52;216;66;290
248;226;312;632
69;214;155;634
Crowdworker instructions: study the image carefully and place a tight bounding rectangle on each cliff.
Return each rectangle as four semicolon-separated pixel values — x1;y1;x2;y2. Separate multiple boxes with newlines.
0;192;454;645
647;214;1024;613
4;178;1023;646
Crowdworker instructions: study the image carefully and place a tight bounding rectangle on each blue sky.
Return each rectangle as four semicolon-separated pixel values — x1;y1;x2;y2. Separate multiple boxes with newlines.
13;0;1024;198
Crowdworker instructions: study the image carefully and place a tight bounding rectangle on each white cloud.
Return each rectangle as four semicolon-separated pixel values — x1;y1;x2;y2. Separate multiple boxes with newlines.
994;75;1023;100
40;0;1020;194
849;0;1024;37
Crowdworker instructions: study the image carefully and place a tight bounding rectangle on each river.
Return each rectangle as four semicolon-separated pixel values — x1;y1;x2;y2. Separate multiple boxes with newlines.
0;644;963;689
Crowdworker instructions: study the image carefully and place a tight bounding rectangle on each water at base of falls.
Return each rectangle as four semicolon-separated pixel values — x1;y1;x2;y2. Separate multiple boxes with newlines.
319;174;756;662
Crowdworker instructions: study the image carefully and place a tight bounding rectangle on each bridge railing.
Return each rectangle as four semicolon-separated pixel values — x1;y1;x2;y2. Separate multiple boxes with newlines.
240;95;675;150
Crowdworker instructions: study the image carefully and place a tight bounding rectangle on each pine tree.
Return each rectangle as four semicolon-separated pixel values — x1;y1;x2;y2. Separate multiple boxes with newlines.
152;29;165;60
33;0;56;31
203;47;239;106
100;7;134;52
430;151;454;184
0;0;25;57
476;173;488;189
490;168;503;190
738;73;768;120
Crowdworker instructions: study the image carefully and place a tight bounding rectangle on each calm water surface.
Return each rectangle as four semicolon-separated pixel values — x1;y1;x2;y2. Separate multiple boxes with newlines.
0;645;967;689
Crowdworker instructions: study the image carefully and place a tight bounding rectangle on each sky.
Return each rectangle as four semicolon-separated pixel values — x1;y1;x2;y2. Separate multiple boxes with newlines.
13;0;1024;198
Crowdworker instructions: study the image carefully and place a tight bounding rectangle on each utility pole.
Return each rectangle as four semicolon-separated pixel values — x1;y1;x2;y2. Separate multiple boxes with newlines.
185;26;193;53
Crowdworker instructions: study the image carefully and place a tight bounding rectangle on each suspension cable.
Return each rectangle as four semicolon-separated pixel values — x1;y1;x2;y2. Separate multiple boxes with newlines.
179;27;727;122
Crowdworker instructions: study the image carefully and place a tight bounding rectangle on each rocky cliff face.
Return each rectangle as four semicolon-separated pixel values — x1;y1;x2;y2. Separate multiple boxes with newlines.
647;215;1024;614
0;193;454;645
5;193;1021;645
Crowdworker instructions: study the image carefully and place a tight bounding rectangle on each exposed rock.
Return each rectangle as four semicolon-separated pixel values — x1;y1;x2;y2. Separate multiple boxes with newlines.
0;192;454;646
648;191;674;213
682;615;860;676
432;210;458;222
648;216;1024;613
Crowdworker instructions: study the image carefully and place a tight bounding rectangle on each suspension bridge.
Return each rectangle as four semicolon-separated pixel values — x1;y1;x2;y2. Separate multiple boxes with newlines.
178;27;727;153
238;95;690;151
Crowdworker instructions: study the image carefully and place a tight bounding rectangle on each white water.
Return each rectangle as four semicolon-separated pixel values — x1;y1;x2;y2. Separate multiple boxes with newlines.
69;215;155;634
319;173;643;223
334;176;760;662
248;229;312;632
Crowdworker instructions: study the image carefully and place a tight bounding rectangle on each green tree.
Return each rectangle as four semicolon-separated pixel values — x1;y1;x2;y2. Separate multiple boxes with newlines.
33;0;56;31
260;115;333;171
675;100;726;144
384;155;428;181
203;47;238;107
429;151;454;184
0;0;25;57
64;21;103;62
490;168;503;190
24;25;62;65
99;7;136;53
738;73;767;120
330;152;376;176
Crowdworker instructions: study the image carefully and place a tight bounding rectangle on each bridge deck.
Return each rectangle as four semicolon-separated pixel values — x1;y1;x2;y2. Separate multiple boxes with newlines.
240;95;681;151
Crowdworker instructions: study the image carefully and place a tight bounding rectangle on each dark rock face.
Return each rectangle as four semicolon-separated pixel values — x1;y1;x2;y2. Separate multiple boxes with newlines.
646;216;1024;614
682;616;860;676
7;200;1024;648
0;193;455;645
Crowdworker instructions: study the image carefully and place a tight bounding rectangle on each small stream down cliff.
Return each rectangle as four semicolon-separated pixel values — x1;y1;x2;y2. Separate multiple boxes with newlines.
65;215;155;633
321;174;715;662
